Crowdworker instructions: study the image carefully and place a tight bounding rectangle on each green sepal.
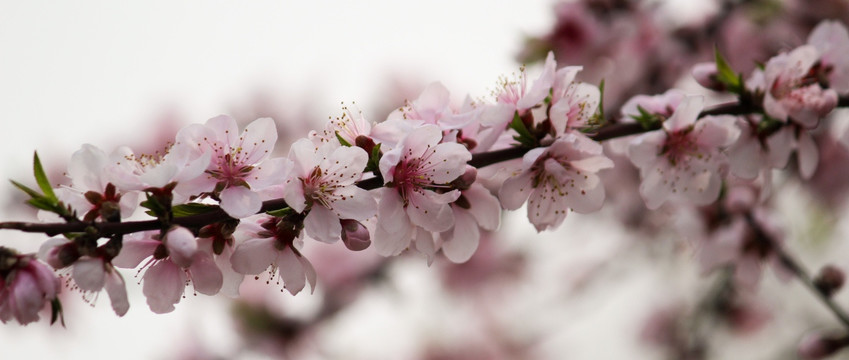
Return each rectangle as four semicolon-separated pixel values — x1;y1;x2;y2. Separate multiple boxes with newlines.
266;207;296;218
335;131;353;147
50;298;65;327
509;111;536;147
631;105;663;130
141;193;169;219
714;46;743;94
172;203;218;217
364;142;382;174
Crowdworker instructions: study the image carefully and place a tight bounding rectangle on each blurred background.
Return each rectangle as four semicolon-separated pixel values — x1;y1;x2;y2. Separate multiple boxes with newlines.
2;0;849;359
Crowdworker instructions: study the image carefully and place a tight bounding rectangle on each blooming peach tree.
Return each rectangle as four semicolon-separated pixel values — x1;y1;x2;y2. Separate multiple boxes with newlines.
2;15;849;359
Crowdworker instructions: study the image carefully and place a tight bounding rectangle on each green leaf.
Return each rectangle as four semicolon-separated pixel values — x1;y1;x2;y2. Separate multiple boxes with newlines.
10;180;42;199
172;203;218;217
335;131;352;147
33;152;57;201
714;46;743;94
27;197;58;212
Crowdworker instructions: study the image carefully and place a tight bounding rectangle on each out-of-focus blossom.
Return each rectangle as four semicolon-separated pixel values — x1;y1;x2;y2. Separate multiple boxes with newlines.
629;96;739;209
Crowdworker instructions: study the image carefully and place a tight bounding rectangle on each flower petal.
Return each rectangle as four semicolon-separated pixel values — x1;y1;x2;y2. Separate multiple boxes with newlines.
220;186;262;219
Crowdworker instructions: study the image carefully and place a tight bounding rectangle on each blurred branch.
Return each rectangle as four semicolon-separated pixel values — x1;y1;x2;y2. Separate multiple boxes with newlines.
744;212;849;331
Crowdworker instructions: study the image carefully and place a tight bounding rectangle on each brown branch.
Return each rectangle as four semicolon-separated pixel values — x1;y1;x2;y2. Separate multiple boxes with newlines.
744;212;849;331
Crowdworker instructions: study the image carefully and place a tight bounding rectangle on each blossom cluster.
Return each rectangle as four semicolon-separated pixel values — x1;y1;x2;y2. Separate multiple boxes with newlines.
0;20;848;334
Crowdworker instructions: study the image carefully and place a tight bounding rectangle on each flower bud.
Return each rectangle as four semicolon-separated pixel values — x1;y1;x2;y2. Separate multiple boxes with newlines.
45;243;81;269
450;166;477;191
814;265;845;297
355;135;376;155
798;332;849;359
692;62;724;91
340;219;370;251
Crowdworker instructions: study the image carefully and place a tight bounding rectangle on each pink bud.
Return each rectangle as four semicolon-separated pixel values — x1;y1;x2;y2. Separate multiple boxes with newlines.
814;265;845;297
340;220;370;251
692;62;723;91
798;332;849;359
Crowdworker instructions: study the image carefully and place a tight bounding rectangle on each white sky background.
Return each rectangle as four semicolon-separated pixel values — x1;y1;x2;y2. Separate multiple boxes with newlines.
0;1;552;359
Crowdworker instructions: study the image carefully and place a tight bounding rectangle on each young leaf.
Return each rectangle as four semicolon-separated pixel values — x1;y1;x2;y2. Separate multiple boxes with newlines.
714;46;743;94
10;180;43;199
33;152;57;201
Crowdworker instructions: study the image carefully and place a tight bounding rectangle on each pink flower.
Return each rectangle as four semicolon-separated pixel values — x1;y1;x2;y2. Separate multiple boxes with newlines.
763;45;838;127
621;89;685;120
112;227;223;313
105;143;212;203
628;96;740;209
499;133;613;231
440;168;501;263
549;66;600;136
0;251;60;325
176;115;292;218
229;215;316;296
283;139;377;243
373;124;472;260
808;20;849;94
478;52;558;138
59;144;139;221
310;103;373;147
372;83;477;147
38;237;129;317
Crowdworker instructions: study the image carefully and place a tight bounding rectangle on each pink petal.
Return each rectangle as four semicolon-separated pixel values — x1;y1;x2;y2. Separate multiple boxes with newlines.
240;117;278;165
104;268;129;316
205;115;240;149
143;260;186;314
277;248;306;295
189;252;223;296
463;184;501;231
111;236;159;269
245;157;292;190
220;186;262;219
441;208;480;263
304;205;342;243
427;142;473;184
165;226;198;268
499;171;533;210
663;96;703;132
331;187;377;221
231;237;278;275
72;257;106;292
797;131;819;179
